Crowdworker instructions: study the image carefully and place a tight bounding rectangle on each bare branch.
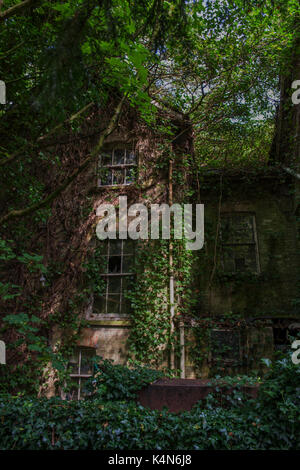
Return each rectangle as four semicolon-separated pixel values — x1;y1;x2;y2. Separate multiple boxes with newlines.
0;102;94;167
0;95;126;225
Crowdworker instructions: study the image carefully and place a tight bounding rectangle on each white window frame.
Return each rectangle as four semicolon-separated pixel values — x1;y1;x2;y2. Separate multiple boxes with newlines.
92;239;135;318
97;148;137;187
64;348;94;400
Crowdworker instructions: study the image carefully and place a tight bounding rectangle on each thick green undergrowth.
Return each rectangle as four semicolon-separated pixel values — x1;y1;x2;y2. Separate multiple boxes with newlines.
0;355;299;450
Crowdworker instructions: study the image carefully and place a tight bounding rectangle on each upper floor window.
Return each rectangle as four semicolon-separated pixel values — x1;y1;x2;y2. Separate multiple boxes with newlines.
93;239;135;315
220;213;260;274
98;148;137;186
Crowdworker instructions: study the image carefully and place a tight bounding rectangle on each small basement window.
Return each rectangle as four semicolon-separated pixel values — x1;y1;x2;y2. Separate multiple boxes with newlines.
210;328;241;364
66;348;94;400
220;213;260;274
98;148;137;186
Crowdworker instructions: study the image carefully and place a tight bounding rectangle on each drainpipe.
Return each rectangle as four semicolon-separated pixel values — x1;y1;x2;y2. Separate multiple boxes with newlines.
179;320;185;378
169;158;175;370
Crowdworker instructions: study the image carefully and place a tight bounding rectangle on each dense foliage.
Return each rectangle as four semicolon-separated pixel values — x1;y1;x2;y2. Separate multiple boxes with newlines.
85;357;165;401
0;355;299;450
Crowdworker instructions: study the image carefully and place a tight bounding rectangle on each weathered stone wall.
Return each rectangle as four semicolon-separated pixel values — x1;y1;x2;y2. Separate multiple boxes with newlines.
183;172;299;378
196;173;299;318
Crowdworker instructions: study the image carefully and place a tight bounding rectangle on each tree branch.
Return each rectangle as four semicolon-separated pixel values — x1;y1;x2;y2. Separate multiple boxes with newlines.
0;101;94;167
0;95;126;225
0;0;39;22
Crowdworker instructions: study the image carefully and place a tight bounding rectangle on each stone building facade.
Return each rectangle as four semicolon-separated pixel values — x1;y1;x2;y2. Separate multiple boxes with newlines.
59;106;299;394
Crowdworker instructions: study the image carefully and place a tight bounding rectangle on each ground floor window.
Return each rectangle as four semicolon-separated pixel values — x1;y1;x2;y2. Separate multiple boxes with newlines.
65;347;94;400
210;328;242;365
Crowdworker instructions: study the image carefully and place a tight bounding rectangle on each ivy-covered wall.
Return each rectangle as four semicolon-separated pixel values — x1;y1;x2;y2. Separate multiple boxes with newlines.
78;169;299;379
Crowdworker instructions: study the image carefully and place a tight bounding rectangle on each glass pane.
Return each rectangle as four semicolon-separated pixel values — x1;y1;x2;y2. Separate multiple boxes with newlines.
120;297;130;314
211;329;240;361
112;169;124;185
98;256;108;274
122;255;133;273
107;294;121;313
66;380;80;400
80;378;92;398
108;276;121;293
100;168;112;186
113;149;125;165
108;255;122;273
125;167;135;184
122;275;135;291
220;216;232;244
93;295;107;313
234;245;257;272
68;353;79;374
126;150;136;164
123;239;135;254
100;152;112;166
222;246;236;272
232;215;254;243
80;350;94;375
109;240;122;255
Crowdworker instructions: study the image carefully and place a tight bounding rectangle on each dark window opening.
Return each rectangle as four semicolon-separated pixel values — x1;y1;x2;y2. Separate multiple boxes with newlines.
272;319;300;352
220;213;260;274
210;328;241;364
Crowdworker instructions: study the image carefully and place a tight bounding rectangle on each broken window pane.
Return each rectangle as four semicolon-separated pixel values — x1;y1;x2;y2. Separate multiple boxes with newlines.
108;255;122;273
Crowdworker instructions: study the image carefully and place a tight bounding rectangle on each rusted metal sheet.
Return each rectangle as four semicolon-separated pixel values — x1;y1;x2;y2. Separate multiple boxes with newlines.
138;378;259;413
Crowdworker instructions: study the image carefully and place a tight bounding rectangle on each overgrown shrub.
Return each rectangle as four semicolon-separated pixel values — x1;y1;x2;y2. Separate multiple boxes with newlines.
85;358;165;401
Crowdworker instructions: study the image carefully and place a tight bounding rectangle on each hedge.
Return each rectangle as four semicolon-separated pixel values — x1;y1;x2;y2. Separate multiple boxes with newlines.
0;356;299;450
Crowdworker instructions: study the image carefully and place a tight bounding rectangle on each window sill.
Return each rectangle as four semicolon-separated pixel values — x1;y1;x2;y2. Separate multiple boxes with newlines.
97;183;136;189
86;314;131;327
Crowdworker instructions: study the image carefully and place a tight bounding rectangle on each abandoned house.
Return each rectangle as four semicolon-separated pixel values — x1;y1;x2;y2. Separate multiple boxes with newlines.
23;100;299;398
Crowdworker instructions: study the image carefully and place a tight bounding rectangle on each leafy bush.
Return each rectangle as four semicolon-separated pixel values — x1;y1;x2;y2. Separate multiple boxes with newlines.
85;358;165;401
0;355;299;450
